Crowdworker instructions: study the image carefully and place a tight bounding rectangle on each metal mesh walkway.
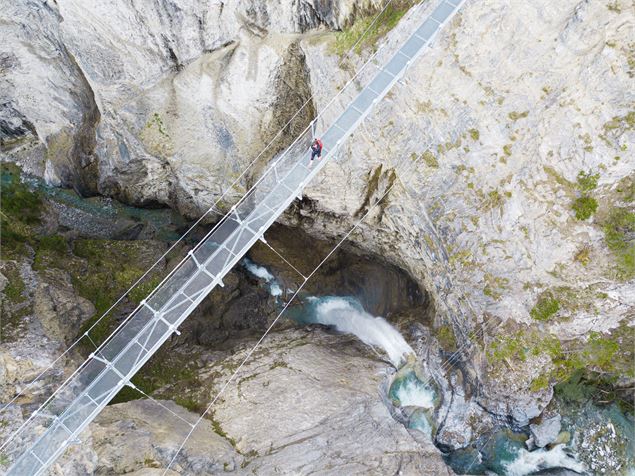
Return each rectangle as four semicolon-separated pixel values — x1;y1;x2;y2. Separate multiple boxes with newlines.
4;1;464;473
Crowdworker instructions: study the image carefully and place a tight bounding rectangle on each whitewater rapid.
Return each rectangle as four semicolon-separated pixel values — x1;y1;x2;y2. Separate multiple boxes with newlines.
243;258;282;297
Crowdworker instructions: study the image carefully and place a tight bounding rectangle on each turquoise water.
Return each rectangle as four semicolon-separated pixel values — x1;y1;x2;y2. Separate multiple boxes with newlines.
230;258;632;476
388;368;436;409
2;167;188;241
444;429;587;476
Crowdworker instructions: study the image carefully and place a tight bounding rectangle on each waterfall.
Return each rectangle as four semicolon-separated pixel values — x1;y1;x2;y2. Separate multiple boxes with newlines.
309;296;414;367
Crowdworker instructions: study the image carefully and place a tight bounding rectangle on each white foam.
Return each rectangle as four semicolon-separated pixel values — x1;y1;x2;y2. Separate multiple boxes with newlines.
312;297;414;366
243;258;275;282
504;444;586;476
394;378;435;408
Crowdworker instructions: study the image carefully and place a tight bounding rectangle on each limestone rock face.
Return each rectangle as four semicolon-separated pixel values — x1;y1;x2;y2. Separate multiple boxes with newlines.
177;328;453;475
20;329;452;475
293;0;634;424
1;0;380;215
52;399;241;475
1;0;634;471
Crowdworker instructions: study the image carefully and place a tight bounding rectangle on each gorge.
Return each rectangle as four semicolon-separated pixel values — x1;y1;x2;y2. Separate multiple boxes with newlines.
1;0;634;474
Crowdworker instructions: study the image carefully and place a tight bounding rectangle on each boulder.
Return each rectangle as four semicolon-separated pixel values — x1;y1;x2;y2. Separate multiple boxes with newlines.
530;415;562;448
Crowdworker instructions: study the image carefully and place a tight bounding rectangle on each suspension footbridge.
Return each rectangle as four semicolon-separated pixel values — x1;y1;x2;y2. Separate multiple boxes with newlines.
2;0;464;473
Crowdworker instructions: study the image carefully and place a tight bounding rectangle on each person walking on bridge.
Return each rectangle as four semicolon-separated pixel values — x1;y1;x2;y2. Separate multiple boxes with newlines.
309;138;323;167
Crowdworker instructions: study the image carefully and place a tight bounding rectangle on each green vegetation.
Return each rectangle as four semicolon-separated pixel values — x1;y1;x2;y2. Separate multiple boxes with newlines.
147;113;169;137
33;235;69;270
508;111;529;121
210;413;238;448
173;396;201;413
330;0;418;56
574;245;592;266
572;196;598;220
576;170;600;193
602;207;635;280
615;174;634;202
436;325;457;351
530;373;550;392
600;110;635;146
111;351;201;405
73;239;164;347
468;129;480;141
1;263;25;304
529;292;560;321
543;166;574;189
489;322;634;410
571;170;600;220
422;150;439;168
483;273;509;301
129;275;163;304
502;144;512;156
606;2;622;13
0;163;44;258
482;189;505;211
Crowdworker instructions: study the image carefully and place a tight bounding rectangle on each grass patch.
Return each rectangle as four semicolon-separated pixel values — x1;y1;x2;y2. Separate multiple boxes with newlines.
530;373;550;392
576;170;599;193
468;129;480;141
615;175;634;202
602;207;635;280
422;150;439;168
482;189;506;211
572;196;598;220
436;324;457;351
483;273;509;301
489;323;634;406
33;235;70;270
210;413;238;447
574;245;592;266
0;164;43;259
508;111;529;121
1;263;25;304
330;0;418;56
110;351;201;405
73;239;165;347
530;293;560;321
0;164;43;225
571;170;600;220
502;144;512;156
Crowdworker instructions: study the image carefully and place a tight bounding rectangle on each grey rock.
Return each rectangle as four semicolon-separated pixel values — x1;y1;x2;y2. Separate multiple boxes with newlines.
54;399;241;475
530;415;562;449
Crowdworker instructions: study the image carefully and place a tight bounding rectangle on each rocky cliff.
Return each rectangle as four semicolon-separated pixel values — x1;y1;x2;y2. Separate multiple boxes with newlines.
1;0;634;474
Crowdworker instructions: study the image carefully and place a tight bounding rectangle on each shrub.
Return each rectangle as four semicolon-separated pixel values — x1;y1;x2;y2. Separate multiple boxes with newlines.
576;170;599;193
508;111;529;121
437;325;457;351
572;196;598;220
422;150;439;168
530;295;560;321
603;207;635;280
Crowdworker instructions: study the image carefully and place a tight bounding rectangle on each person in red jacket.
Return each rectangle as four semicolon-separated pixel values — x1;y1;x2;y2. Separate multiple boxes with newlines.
309;138;323;167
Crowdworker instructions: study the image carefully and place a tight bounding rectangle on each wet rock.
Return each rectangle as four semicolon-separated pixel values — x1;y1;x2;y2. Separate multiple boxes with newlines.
530;415;562;448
